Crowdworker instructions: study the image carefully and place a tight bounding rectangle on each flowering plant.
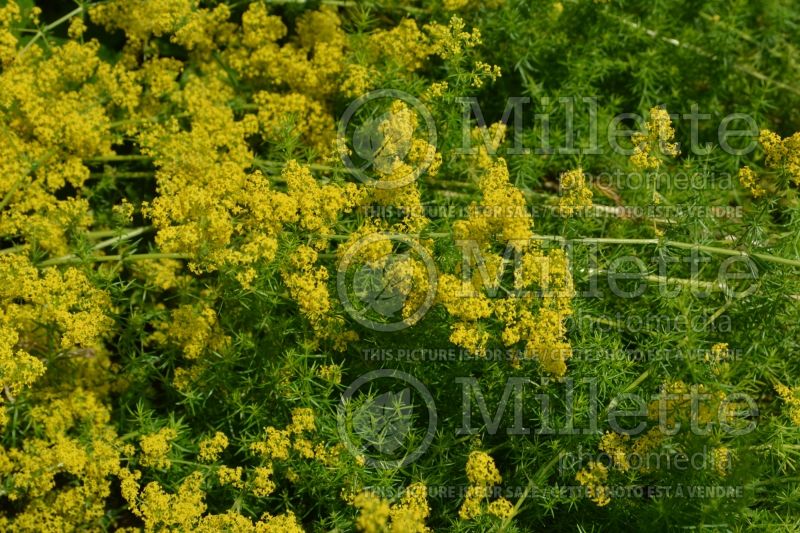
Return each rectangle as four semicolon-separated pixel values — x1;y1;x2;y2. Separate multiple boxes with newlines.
1;1;800;531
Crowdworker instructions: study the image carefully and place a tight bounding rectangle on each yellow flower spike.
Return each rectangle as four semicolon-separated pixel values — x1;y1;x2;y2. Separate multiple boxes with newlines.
558;168;594;216
713;447;732;477
460;451;509;520
630;107;680;169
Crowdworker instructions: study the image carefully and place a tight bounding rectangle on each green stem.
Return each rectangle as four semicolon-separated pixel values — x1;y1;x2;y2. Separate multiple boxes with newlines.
91;226;153;251
89;171;155;179
0;245;25;256
38;252;188;268
85;154;154;164
588;269;722;291
601;369;652;421
536;235;800;269
29;227;155;266
19;5;85;55
252;159;347;173
500;451;566;530
319;0;427;13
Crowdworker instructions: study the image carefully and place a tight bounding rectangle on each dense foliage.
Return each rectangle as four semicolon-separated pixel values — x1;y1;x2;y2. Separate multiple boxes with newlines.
1;0;800;531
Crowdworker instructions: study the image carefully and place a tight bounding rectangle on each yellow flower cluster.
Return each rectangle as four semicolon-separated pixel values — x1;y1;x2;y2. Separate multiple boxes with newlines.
630;107;680;169
599;431;631;472
0;1;21;66
366;100;441;233
152;304;229;360
444;0;473;9
369;19;432;72
0;254;111;415
171;4;234;56
251;407;338;465
738;166;764;197
340;63;377;98
250;465;277;497
217;465;244;488
240;6;346;99
705;342;731;376
0;35;120;256
195;510;305;533
139;101;277;278
142;105;358;282
255;91;335;152
444;0;507;10
459;451;513;520
283;160;364;241
90;1;196;47
599;428;662;475
121;454;305;532
712;447;732;477
385;255;435;323
317;363;343;384
0;390;123;530
139;427;178;469
437;272;494;355
426;16;484;60
465;450;502;485
352;491;390;533
558;168;594;216
648;380;725;428
0;3;516;531
758;129;800;185
214;464;276;498
282;244;359;350
198;431;229;462
575;461;610;506
133;258;191;292
351;482;430;533
775;382;800;425
455;157;533;247
444;152;576;374
367;15;496;76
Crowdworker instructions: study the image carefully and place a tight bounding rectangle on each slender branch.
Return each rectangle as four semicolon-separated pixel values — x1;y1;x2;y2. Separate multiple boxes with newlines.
90;171;155;179
588;269;722;291
500;451;566;530
533;235;800;269
252;159;348;173
85;154;154;164
38;252;189;268
27;226;155;266
336;232;800;269
91;226;153;251
19;5;85;55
